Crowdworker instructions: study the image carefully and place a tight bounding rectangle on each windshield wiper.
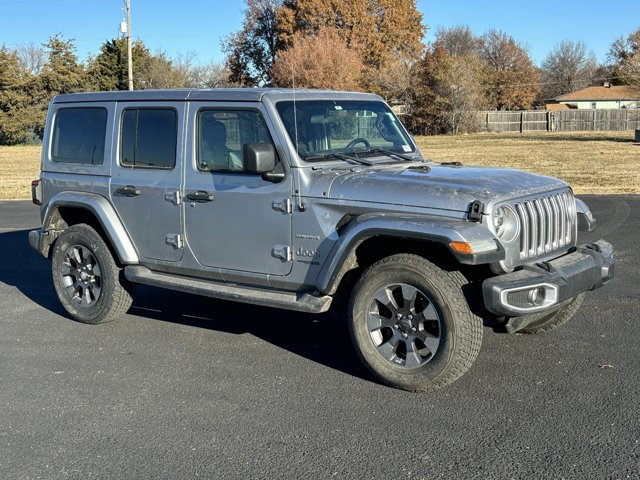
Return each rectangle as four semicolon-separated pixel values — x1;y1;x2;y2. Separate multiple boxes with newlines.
304;152;374;166
352;147;416;162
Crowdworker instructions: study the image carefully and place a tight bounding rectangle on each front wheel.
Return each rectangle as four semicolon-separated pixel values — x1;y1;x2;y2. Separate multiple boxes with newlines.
51;224;133;324
348;254;483;392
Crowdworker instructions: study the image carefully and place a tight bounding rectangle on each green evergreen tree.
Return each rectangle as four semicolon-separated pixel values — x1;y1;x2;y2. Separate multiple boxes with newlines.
0;46;40;144
87;38;154;91
39;34;87;96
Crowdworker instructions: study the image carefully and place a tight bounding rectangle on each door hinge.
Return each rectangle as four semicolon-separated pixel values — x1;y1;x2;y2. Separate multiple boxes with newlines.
166;234;183;249
272;198;292;214
165;190;182;206
272;245;292;261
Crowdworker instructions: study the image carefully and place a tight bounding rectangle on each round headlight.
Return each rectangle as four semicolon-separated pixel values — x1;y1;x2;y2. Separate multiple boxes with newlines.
493;207;505;229
492;206;518;243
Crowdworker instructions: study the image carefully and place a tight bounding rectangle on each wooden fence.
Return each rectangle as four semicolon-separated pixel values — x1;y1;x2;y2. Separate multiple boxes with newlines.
480;109;640;133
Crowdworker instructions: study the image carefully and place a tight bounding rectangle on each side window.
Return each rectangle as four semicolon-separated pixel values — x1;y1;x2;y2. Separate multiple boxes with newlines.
197;109;275;172
51;108;107;164
121;108;177;169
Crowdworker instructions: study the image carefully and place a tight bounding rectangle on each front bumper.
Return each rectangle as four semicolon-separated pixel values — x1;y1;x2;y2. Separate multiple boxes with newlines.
483;240;614;317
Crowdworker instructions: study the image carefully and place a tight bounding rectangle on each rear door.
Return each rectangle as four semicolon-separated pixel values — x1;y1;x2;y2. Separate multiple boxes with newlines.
183;102;293;276
110;102;184;262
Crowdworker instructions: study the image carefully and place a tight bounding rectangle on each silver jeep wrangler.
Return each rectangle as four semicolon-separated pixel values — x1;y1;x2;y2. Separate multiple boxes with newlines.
29;89;615;391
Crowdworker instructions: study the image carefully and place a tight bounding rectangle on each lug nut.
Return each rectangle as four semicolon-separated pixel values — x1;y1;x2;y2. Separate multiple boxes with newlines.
408;315;413;320
402;333;408;338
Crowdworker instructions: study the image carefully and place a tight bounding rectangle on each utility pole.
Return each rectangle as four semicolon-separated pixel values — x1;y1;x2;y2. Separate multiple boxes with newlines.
124;0;133;90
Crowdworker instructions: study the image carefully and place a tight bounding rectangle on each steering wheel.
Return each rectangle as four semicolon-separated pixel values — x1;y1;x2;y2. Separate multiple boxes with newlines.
345;138;371;150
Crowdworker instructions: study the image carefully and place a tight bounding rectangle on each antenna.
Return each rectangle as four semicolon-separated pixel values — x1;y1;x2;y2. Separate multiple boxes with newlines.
292;61;299;158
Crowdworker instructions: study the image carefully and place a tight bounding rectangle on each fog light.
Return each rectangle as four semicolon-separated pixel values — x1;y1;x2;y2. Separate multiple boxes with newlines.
527;287;546;306
501;283;559;313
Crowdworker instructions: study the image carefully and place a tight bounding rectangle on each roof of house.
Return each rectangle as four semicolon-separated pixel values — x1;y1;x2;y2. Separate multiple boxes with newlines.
554;85;640;102
546;103;572;111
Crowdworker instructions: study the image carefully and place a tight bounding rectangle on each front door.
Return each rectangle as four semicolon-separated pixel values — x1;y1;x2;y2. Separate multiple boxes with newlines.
110;102;184;262
183;102;292;276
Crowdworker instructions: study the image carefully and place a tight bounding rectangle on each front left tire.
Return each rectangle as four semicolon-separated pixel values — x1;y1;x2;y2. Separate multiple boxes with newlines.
348;254;483;392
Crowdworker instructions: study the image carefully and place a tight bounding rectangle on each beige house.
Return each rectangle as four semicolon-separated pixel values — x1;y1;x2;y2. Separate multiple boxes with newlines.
546;85;640;110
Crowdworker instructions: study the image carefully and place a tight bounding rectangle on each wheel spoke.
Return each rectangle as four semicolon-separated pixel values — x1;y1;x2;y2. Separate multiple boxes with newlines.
80;247;93;268
61;261;79;279
419;302;438;321
405;340;423;368
416;330;440;354
367;312;394;331
91;283;101;300
373;287;400;315
62;272;76;288
376;334;401;361
81;286;93;306
399;284;418;311
72;246;83;266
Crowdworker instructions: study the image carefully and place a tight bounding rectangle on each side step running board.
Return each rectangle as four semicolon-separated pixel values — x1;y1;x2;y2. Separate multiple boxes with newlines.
124;266;333;314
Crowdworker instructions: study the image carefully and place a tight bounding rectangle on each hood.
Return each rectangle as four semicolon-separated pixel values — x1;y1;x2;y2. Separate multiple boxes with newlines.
326;163;569;212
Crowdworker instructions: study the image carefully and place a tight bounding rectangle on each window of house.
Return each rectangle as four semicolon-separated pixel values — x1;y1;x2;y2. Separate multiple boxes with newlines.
121;108;177;169
51;108;107;164
591;102;597;109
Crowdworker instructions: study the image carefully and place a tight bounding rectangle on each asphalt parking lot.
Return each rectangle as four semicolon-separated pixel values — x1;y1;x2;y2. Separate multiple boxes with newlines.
0;196;638;480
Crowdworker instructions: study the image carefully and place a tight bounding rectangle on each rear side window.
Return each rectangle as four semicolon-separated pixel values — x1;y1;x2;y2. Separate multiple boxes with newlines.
51;108;107;164
121;109;177;169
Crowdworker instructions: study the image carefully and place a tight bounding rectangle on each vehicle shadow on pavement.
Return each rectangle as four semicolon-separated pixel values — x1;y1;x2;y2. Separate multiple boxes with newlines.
129;284;372;382
0;229;371;382
0;229;66;317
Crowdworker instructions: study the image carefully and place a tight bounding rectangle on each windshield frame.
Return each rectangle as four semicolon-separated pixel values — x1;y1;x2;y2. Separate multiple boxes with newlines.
274;99;419;164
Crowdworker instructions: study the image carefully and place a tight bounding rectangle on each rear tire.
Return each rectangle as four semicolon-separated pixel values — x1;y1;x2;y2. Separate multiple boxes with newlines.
51;224;133;324
348;254;483;392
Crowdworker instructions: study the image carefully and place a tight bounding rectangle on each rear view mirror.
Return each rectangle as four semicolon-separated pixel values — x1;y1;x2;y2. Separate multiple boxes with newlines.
244;143;276;174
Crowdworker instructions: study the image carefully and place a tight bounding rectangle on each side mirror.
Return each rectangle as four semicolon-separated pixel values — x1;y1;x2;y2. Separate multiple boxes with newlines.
244;143;276;174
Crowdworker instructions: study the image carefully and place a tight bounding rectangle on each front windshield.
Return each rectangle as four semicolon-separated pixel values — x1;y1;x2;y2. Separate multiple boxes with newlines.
275;100;416;162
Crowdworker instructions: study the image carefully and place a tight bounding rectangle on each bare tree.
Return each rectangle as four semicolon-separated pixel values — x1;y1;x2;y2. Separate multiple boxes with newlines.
189;61;236;88
609;28;640;87
15;42;46;75
435;25;481;57
540;40;598;100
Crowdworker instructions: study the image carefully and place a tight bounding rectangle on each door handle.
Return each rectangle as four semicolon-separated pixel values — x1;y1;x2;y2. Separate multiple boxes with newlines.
116;185;141;197
187;190;215;202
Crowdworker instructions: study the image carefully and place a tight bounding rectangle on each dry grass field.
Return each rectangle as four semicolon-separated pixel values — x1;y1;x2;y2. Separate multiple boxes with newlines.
0;131;638;199
0;145;40;200
416;131;640;195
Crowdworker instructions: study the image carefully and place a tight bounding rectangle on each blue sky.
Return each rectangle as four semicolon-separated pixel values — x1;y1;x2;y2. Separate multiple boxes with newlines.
0;0;638;66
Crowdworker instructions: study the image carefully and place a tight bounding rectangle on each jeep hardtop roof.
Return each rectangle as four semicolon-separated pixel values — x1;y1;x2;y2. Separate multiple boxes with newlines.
52;88;383;104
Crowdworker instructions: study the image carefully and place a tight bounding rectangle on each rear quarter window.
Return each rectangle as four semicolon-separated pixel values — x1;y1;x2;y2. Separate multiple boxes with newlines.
120;108;177;169
51;108;107;164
